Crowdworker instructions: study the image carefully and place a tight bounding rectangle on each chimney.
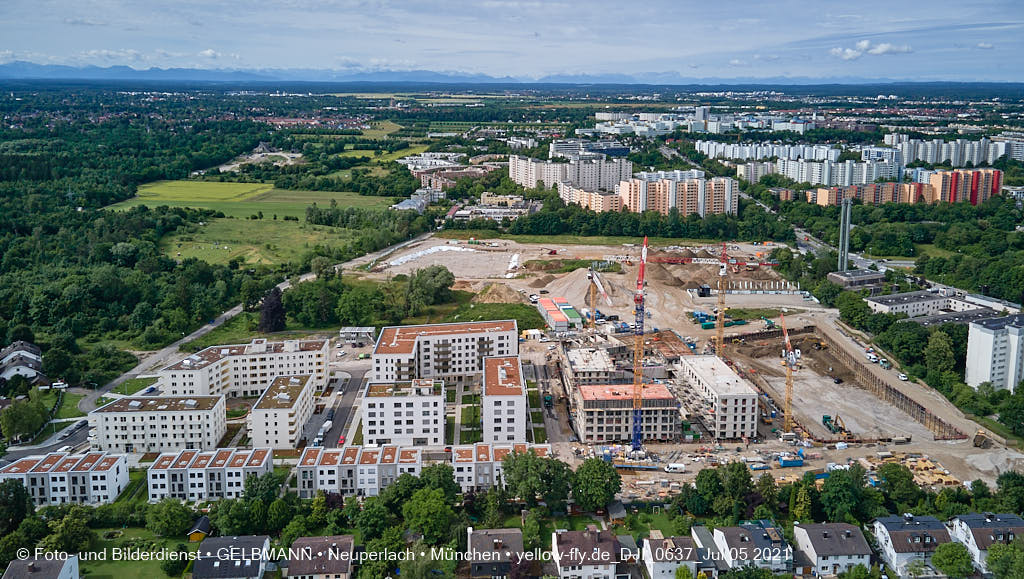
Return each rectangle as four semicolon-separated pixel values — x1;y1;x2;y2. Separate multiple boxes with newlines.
27;562;36;572
493;538;503;549
823;531;829;539
845;530;852;538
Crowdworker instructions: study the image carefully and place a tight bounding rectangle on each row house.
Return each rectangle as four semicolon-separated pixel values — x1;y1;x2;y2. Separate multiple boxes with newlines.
147;448;272;502
0;451;128;506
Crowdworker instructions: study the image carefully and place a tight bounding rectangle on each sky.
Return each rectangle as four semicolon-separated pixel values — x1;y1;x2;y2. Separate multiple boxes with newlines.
1;0;1023;81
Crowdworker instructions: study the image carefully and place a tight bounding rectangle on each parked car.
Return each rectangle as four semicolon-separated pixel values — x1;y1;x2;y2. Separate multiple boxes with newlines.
897;373;908;381
338;434;346;445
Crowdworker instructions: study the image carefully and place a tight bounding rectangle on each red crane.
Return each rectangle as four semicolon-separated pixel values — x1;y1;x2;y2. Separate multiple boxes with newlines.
631;237;648;451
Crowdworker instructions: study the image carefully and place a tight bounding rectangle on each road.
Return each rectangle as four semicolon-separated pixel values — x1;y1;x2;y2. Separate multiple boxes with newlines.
322;367;367;447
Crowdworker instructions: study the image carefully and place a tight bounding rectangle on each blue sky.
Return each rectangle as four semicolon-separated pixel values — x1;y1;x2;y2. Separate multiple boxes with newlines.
1;0;1022;80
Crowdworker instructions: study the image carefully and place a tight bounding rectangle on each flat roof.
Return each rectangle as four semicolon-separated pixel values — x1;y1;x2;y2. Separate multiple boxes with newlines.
70;452;105;472
972;313;1024;331
910;308;998;327
375;321;517;355
366;379;443;397
567;348;617;373
829;269;887;280
299;447;321;467
253;374;312;410
484;356;524;396
163;338;328;371
578;383;675;401
93;395;221;413
678;355;757;396
867;290;944;307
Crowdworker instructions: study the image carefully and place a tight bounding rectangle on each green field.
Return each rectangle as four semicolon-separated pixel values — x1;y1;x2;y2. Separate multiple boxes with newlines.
360;119;404;139
337;143;428;162
79;527;200;579
161;218;362;265
181;312;327;352
108;180;391;219
115;377;158;396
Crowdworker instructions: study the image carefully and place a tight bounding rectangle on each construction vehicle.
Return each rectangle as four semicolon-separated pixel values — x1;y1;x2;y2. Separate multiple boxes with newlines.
543;394;554;409
586;266;613;331
761;317;776;330
780;313;800;433
822;414;848;435
631;237;649;452
973;429;992;448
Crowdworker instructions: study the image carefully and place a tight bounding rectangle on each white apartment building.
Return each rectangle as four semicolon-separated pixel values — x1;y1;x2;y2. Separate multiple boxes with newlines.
372;320;518;383
248;374;315;449
295;445;423;498
948;513;1024;574
0;452;128;506
158;338;329;398
362;379;445;446
452;443;552;493
793;523;873;576
775;158;899;187
676;356;757;439
888;134;1012;167
697;140;840;162
89;395;226;453
147;448;272;502
865;291;978;317
736;161;777;183
481;356;528;443
508;154;632;191
571;383;679;444
966;314;1024;393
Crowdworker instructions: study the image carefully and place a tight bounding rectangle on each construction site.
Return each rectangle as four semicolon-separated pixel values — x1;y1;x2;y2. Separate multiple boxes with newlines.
366;233;1024;490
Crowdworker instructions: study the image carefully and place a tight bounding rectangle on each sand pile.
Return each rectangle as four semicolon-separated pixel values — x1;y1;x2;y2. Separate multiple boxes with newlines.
647;263;683;287
474;283;524;304
678;249;696;258
695;249;715;259
529;274;556;288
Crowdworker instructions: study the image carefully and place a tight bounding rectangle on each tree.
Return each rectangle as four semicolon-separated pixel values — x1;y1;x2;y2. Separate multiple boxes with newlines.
398;540;455;579
676;565;695;579
380;472;423;512
906;559;929;578
359;526;405;579
258;287;286;333
309;492;328;527
572;458;620;512
146;499;194;538
756;473;778;512
483;489;505;529
356;497;396;542
924;330;956;374
695;468;723;503
522;510;542;552
160;543;190;577
403;488;456;545
213;500;251;536
243;471;282;505
793;484;813;521
342;495;361;526
280;515;310;548
42;348;74;377
878;463;921;508
267;498;293;534
0;400;47;441
820;469;859;523
7;325;35;344
986;542;1024;579
41;506;95;553
418;464;460;503
249;499;267;534
721;461;752;501
0;480;33;536
931;543;975;579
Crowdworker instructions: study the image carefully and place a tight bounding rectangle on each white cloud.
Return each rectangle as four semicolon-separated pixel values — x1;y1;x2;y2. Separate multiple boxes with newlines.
79;48;143;62
830;40;911;60
198;49;220;59
976;42;994;49
728;58;748;67
64;17;106;27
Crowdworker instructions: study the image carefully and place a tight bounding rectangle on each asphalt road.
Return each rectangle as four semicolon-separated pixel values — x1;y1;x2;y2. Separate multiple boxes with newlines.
323;368;366;447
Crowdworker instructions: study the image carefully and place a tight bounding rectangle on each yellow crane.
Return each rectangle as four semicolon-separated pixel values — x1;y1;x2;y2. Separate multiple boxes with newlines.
780;313;800;433
716;243;728;355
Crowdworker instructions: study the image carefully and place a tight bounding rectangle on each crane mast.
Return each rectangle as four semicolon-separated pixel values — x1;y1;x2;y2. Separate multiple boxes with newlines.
780;313;799;433
716;243;728;355
588;268;597;331
631;237;648;451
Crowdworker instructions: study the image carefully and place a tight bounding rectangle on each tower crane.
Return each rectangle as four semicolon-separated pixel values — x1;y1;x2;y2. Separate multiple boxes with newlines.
631;237;649;452
715;243;728;356
780;313;800;433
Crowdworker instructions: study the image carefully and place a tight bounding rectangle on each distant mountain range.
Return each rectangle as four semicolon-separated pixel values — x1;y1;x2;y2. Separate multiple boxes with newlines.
0;61;1021;89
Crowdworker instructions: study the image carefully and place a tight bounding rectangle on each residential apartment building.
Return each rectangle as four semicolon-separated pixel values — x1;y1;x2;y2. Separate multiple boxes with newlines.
793;523;872;576
362;379;444;446
887;134;1011;167
452;443;552;493
556;183;623;213
776;158;899;187
549;139;629;159
248;374;315;449
0;340;43;382
866;291;979;317
808;182;934;206
566;348;628;386
736;161;776;183
696;140;840;162
89;396;226;453
948;513;1024;574
571;383;679;444
928;169;1002;205
643;535;705;579
372;321;518;383
0;451;128;506
295;445;423;498
676;356;757;439
966;314;1024;393
481;356;528;443
147;448;272;502
617;176;738;217
158;338;329;398
872;515;951;578
551;526;620;579
508;154;632;191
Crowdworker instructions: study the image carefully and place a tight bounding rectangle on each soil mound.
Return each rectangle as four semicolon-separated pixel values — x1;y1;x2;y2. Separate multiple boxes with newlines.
529;274;556;288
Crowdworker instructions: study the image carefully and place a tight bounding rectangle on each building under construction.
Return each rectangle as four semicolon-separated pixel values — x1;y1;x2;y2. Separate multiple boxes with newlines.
675;355;758;440
570;383;681;444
